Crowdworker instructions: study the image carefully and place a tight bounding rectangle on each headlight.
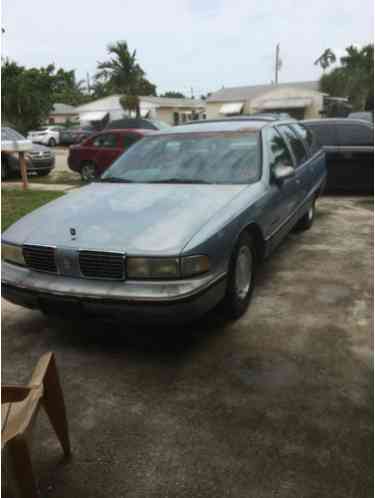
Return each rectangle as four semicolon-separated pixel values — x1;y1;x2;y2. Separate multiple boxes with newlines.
181;255;209;277
127;257;179;279
2;243;25;266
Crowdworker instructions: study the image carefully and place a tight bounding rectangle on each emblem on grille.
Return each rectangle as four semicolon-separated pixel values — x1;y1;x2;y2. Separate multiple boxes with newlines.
70;228;77;240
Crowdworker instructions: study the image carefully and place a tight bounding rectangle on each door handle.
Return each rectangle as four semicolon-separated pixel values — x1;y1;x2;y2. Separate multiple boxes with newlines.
295;178;301;185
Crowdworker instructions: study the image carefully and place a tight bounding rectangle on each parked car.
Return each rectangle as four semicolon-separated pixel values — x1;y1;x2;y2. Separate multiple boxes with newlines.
2;118;326;323
27;125;64;147
1;127;55;180
68;128;155;181
302;118;374;193
105;118;170;130
60;126;96;145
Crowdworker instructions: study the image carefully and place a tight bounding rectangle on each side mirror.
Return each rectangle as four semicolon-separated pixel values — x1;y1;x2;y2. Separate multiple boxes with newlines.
273;164;295;183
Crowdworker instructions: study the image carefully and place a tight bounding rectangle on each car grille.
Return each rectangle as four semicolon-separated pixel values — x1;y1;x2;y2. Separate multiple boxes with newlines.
23;245;57;274
79;251;125;280
29;151;52;159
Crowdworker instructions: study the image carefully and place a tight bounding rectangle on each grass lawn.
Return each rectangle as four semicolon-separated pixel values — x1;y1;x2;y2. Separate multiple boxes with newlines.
2;188;64;232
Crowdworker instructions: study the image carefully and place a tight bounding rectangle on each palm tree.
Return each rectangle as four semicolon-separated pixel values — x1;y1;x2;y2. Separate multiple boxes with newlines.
314;49;336;71
96;41;150;117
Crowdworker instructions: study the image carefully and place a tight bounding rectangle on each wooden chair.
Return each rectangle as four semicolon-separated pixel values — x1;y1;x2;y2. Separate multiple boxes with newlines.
2;352;71;498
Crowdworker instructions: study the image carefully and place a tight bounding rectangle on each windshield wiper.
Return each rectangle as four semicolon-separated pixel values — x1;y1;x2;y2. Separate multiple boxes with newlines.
147;178;210;184
100;177;134;183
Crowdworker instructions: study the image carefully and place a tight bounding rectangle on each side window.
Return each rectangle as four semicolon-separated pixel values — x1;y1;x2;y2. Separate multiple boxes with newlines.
92;134;117;148
266;127;294;174
305;124;337;147
278;125;308;166
290;123;318;156
123;134;140;149
337;124;374;146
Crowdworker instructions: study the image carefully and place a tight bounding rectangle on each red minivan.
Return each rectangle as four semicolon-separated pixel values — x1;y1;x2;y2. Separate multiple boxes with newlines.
68;128;155;181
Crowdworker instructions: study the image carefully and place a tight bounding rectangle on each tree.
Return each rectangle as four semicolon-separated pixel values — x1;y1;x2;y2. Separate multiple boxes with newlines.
52;68;89;106
318;44;374;111
314;49;336;71
2;59;55;132
160;91;186;98
95;41;156;116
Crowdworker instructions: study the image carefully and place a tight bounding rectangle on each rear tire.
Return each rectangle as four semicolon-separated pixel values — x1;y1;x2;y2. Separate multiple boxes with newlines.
296;199;316;231
223;231;256;319
48;137;56;147
80;162;96;182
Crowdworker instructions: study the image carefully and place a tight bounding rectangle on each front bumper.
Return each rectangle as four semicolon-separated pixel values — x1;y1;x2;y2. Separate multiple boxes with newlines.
28;158;55;172
2;262;227;322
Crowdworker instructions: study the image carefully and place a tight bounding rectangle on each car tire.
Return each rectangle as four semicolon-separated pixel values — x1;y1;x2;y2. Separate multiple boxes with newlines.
80;162;97;182
37;169;52;177
223;231;256;319
48;137;56;147
296;199;316;231
1;159;8;181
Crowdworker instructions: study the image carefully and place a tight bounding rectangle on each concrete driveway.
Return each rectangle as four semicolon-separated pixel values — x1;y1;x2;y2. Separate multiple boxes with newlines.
2;196;373;498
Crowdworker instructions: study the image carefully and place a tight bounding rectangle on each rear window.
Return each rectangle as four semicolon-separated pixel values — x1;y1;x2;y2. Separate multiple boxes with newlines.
336;123;374;146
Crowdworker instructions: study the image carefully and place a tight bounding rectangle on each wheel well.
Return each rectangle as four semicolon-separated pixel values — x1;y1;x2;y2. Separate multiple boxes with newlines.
244;223;266;261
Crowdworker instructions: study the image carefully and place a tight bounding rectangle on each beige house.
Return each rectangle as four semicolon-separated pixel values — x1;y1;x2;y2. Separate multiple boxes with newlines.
48;103;79;124
74;95;206;126
206;81;325;120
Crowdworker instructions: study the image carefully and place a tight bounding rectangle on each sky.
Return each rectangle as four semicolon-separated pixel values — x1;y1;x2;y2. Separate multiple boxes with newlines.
2;0;374;97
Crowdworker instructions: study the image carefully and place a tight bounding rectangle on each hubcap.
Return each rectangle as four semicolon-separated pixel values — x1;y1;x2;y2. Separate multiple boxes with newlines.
308;205;314;221
235;246;252;300
82;165;95;181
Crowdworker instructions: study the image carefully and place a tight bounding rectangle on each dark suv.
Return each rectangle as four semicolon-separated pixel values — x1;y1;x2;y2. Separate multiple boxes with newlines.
302;118;373;194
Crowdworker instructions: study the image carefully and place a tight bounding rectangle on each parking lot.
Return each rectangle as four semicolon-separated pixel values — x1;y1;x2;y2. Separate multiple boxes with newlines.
2;195;373;498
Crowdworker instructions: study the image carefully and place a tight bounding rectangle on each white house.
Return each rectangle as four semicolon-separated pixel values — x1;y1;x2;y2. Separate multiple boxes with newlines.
206;81;327;120
74;95;206;126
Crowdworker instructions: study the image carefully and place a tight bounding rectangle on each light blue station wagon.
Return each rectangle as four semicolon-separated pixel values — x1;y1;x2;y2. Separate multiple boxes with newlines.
2;118;326;322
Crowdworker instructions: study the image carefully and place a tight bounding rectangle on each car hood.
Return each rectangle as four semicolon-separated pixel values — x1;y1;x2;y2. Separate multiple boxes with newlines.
3;183;248;255
31;143;51;153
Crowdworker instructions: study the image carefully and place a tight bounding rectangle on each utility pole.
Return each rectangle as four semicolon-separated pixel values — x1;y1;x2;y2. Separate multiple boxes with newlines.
275;43;280;85
86;72;91;95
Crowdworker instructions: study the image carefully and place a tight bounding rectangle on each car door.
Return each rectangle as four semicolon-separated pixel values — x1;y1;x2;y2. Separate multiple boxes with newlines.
261;126;300;243
92;133;123;175
278;124;313;205
335;122;374;193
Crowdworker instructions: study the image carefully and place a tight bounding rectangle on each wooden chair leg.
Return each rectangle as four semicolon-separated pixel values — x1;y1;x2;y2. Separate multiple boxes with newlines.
7;435;38;498
42;355;71;457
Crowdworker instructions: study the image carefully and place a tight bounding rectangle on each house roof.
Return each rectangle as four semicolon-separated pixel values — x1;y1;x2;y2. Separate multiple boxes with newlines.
51;103;77;115
75;95;205;113
207;81;320;103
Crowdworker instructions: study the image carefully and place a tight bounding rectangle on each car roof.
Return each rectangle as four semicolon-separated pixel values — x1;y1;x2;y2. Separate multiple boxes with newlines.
302;118;374;127
157;118;296;135
97;128;156;135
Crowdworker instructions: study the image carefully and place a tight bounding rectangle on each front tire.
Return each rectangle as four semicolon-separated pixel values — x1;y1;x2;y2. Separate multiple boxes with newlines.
223;231;256;319
296;199;316;231
48;137;56;147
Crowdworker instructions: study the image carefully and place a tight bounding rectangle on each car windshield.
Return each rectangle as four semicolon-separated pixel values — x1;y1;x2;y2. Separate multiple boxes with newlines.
102;132;260;185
